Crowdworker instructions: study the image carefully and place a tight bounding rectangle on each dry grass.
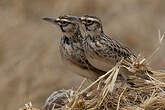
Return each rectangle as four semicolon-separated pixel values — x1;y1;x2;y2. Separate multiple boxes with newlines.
63;66;165;109
23;68;165;110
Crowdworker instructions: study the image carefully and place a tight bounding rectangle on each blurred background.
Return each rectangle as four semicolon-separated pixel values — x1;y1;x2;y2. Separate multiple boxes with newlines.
0;0;165;109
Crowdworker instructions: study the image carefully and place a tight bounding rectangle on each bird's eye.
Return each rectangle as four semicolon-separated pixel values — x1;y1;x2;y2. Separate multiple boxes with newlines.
86;20;94;25
60;21;69;27
61;21;67;25
87;20;92;24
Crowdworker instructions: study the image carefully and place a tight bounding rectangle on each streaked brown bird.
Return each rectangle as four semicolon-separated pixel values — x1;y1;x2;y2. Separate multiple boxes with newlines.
42;15;105;81
78;15;137;80
42;89;74;110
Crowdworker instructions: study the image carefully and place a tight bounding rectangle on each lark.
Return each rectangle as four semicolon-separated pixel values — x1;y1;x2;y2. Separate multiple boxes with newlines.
42;89;74;110
78;15;137;80
42;15;105;80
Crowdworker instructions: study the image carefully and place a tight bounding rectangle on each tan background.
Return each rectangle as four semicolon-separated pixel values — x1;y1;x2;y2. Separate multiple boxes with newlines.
0;0;165;110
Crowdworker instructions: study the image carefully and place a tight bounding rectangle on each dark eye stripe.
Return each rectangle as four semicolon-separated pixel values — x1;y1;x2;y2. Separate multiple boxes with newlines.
61;21;67;24
60;20;74;27
59;21;69;27
85;21;94;26
62;23;69;27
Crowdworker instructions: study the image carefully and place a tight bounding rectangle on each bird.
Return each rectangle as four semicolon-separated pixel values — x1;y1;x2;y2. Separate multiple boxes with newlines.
42;15;105;81
42;89;74;110
78;15;137;80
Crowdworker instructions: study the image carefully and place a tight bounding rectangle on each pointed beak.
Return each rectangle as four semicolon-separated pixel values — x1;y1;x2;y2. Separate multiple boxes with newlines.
42;17;60;23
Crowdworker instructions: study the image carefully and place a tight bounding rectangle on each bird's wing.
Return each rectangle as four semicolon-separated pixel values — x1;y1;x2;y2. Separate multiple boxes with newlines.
94;33;135;61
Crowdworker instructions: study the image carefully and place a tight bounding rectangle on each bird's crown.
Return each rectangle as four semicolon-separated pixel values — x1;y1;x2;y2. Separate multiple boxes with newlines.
79;15;102;24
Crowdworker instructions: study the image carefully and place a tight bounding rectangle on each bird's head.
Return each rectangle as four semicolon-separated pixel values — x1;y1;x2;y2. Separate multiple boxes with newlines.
79;15;103;35
42;15;80;34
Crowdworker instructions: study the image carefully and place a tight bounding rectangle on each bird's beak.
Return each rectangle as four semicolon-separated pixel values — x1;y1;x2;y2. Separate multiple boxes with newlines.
42;17;60;24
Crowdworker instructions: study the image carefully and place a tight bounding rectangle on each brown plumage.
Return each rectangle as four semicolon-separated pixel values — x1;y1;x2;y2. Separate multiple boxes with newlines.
42;15;105;80
78;15;137;80
42;89;74;110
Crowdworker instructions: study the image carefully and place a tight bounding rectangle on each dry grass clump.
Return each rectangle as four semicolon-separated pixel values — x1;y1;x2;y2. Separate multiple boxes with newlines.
64;74;165;110
19;82;165;110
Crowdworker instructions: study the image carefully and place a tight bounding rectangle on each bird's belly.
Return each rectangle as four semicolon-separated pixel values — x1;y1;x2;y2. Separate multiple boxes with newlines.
61;57;98;80
85;54;133;80
85;52;115;72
